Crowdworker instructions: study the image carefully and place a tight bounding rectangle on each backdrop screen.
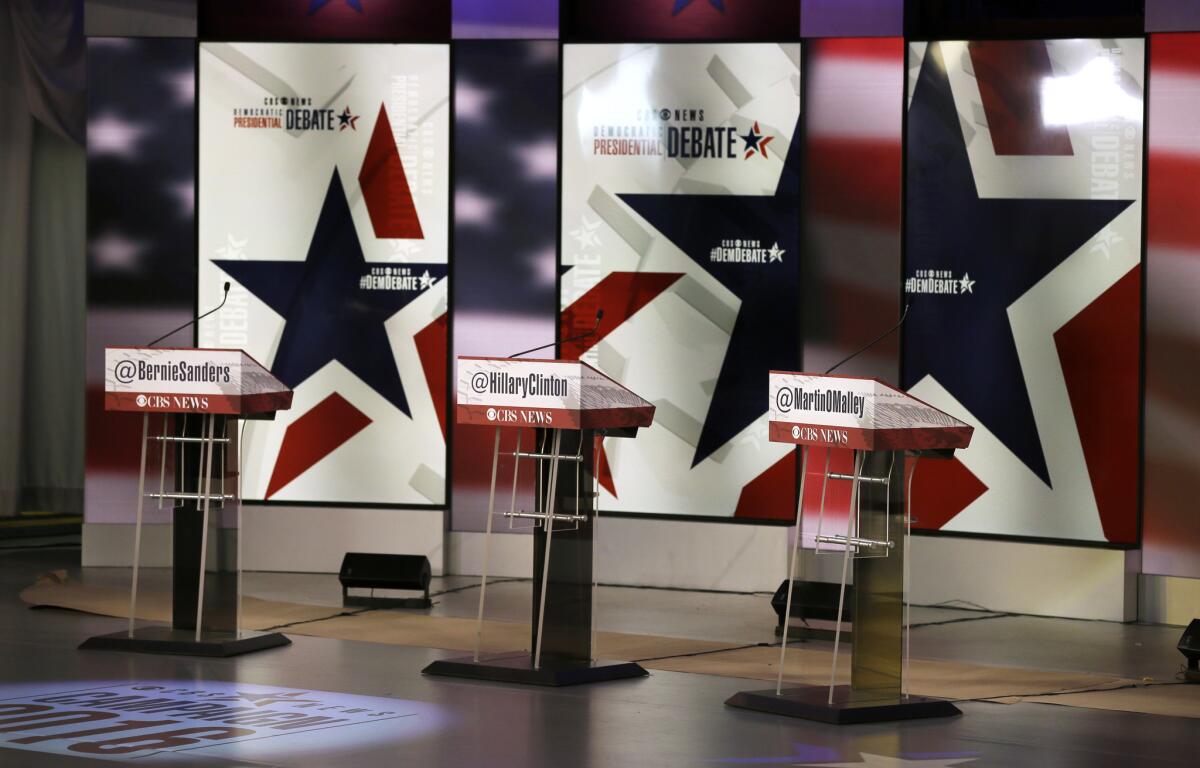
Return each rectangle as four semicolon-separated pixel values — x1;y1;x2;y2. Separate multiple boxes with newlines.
903;39;1144;544
561;43;802;520
198;43;450;506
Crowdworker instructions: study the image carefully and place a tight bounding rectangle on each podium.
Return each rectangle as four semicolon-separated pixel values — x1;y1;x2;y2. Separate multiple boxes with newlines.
81;347;293;657
725;372;973;723
423;356;655;685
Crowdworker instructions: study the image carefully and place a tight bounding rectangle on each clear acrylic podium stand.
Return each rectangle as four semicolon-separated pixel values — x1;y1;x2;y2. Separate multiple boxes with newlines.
423;356;655;685
81;347;293;657
726;372;973;724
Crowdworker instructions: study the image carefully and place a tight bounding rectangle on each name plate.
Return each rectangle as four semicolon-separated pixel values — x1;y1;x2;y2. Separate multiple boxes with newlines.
456;357;655;431
104;347;291;415
768;372;971;451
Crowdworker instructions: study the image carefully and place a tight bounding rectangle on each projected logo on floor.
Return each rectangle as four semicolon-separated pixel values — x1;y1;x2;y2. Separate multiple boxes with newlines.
0;680;448;762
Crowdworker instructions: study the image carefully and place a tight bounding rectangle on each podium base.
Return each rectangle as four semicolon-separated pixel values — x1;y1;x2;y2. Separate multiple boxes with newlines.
80;626;291;658
726;685;961;725
423;651;647;687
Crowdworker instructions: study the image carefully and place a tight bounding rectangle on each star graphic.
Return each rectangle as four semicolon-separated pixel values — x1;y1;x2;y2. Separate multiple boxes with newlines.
741;121;774;159
1089;224;1124;259
904;42;1133;485
958;272;975;293
570;215;602;249
673;0;725;14
213;168;446;417
309;0;363;14
337;106;359;131
619;121;801;466
767;242;785;262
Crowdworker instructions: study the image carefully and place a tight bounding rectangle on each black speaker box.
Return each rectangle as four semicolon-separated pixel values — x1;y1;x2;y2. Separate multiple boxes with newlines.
339;552;432;609
770;580;854;641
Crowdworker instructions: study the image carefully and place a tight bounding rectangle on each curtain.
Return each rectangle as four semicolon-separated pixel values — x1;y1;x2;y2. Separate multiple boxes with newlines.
0;0;84;517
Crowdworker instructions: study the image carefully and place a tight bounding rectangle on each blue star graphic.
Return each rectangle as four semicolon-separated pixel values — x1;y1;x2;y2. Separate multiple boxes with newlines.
309;0;363;15
741;127;761;152
214;169;445;417
619;123;801;466
903;42;1133;485
673;0;725;15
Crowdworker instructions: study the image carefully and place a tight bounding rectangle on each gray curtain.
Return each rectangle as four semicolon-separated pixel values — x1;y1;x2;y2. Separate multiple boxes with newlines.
0;0;85;518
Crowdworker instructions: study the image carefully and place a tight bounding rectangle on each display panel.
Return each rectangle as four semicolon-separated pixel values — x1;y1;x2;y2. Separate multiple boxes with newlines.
450;40;559;532
563;0;799;41
86;37;195;525
1143;33;1200;577
904;39;1143;544
561;42;801;520
198;43;450;506
199;0;450;41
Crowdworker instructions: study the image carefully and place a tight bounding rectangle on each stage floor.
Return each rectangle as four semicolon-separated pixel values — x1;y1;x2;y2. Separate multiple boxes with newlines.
1;545;1197;767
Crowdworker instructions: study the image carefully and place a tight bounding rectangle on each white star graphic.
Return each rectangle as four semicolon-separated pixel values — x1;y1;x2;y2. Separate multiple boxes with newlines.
958;272;976;293
570;215;602;249
419;269;434;290
768;241;785;262
800;753;977;767
215;234;247;260
1089;225;1125;260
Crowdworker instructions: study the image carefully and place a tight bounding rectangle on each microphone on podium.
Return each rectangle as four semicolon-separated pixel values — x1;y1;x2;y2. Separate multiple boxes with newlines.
508;308;604;359
146;281;231;347
824;301;911;375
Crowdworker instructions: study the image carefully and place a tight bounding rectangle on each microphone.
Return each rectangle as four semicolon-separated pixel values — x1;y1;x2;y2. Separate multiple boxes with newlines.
147;282;231;347
824;301;911;375
509;308;604;359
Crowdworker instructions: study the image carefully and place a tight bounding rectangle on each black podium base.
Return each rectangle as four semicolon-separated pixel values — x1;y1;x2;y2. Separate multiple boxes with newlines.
423;651;648;687
80;626;291;658
726;685;961;725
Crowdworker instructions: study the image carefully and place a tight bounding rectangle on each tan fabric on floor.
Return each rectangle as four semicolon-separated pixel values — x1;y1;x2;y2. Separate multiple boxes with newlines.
21;570;344;630
1024;683;1200;719
27;573;1195;717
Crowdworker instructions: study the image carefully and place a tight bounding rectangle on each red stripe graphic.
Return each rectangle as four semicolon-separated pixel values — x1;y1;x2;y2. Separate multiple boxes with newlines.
415;312;448;439
559;272;683;361
1148;152;1200;248
813;37;904;62
968;40;1074;157
806;137;902;229
359;104;424;239
266;393;371;499
909;455;988;532
1054;266;1141;545
1151;33;1200;75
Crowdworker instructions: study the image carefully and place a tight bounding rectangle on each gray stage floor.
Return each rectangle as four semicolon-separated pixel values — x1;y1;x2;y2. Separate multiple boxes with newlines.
1;545;1197;767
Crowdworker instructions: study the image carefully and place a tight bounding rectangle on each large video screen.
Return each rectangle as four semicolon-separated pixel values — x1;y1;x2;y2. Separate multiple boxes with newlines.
561;43;802;520
904;38;1144;544
198;43;450;506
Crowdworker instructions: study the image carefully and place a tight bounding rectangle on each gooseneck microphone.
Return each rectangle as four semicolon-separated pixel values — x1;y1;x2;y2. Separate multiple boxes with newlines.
824;301;911;375
508;308;604;359
146;282;231;347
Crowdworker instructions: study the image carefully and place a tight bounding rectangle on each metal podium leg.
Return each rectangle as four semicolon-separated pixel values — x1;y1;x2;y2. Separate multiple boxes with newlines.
194;414;215;642
590;432;602;665
533;429;563;671
829;449;864;705
776;446;810;695
904;455;920;698
128;413;150;638
473;427;502;663
235;418;244;639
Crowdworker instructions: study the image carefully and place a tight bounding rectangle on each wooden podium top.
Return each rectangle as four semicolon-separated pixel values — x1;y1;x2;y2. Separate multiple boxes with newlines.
104;346;292;416
456;356;654;432
768;371;972;451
